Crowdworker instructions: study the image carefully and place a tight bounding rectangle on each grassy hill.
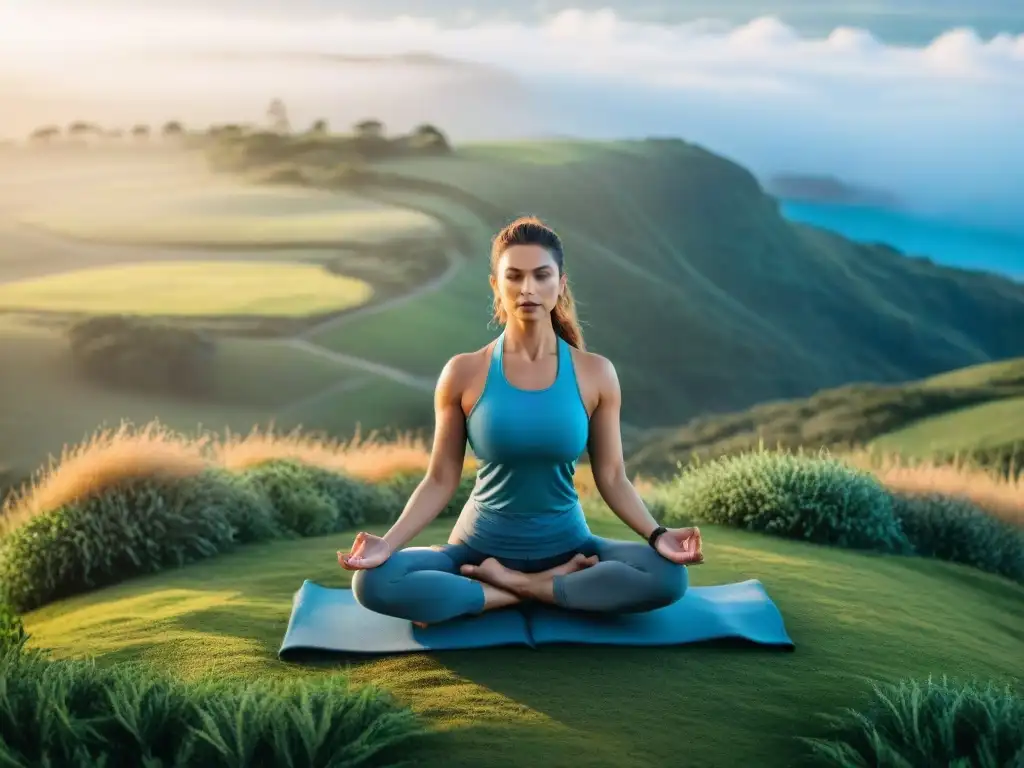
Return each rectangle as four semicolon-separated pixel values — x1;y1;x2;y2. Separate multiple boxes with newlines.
293;138;1024;428
625;356;1024;480
18;515;1024;768
3;132;1024;498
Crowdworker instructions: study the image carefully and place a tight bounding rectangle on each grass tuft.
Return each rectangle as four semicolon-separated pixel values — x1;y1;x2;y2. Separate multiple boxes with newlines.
801;676;1024;768
0;647;426;767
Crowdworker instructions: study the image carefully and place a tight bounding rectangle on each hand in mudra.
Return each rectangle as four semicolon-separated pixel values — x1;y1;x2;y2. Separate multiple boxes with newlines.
655;527;704;565
338;532;392;570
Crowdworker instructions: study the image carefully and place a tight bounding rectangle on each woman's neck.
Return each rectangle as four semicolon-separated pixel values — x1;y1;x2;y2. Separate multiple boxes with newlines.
503;317;558;361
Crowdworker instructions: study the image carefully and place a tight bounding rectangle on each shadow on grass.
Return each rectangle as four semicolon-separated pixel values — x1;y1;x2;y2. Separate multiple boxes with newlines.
273;636;817;767
170;604;289;642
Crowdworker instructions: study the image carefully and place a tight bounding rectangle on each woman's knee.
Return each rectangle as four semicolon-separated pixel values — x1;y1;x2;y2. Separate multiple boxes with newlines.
351;561;398;612
649;559;689;607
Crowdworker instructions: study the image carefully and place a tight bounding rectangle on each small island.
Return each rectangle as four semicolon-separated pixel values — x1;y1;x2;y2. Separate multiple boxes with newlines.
764;173;902;208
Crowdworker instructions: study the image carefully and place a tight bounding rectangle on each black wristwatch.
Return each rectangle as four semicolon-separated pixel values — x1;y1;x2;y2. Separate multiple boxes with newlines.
646;525;668;549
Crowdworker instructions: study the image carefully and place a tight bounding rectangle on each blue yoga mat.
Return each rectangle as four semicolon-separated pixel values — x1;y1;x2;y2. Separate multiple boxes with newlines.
278;579;794;660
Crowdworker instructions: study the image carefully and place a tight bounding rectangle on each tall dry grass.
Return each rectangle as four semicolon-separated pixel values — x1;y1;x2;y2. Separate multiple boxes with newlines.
844;450;1023;528
3;420;1019;537
212;425;459;481
0;423;210;535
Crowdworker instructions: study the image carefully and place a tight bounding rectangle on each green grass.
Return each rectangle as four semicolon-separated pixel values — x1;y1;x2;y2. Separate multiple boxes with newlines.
919;356;1024;389
624;355;1024;478
0;324;366;476
0;261;374;317
17;181;441;248
277;374;435;439
19;514;1024;768
873;396;1024;455
308;187;499;373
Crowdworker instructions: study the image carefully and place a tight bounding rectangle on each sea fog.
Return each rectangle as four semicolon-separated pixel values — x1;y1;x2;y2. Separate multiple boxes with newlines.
2;5;1022;241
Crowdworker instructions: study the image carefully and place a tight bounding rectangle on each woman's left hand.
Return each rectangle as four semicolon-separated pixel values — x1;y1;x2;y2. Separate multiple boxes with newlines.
655;526;704;565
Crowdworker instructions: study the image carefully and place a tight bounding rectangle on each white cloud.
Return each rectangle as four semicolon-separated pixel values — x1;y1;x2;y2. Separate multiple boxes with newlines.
0;6;1021;229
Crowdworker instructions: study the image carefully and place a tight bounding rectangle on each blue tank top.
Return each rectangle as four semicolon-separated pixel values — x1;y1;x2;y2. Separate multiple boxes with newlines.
452;330;592;559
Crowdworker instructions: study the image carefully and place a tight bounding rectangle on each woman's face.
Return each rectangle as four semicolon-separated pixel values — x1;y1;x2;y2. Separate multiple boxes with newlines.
492;245;566;322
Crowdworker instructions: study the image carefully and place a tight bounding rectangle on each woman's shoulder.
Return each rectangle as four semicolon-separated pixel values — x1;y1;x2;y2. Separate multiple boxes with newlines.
568;346;618;387
437;342;496;391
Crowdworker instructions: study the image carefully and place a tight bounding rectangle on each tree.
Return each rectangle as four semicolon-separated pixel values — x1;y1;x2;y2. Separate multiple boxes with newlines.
29;125;60;144
353;118;384;139
410;123;451;154
130;124;150;141
161;120;184;139
67;121;97;138
267;98;290;133
309;118;329;135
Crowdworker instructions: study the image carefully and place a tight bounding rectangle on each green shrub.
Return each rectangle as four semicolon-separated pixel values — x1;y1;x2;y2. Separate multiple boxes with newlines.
656;451;911;552
0;459;413;612
891;492;1024;584
237;460;397;536
0;470;247;612
0;648;426;767
67;315;217;399
801;676;1024;767
0;599;27;653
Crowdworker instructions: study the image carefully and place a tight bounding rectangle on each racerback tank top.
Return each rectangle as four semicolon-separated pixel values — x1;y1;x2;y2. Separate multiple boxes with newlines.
451;330;592;559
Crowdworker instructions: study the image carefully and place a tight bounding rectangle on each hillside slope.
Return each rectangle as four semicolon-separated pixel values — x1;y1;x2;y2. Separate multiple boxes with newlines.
625;356;1024;478
307;138;1024;428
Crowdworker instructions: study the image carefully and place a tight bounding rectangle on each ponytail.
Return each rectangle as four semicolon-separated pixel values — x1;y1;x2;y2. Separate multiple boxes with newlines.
551;284;585;350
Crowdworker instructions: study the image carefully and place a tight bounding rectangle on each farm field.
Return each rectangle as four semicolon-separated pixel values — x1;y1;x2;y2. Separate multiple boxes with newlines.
0;261;374;317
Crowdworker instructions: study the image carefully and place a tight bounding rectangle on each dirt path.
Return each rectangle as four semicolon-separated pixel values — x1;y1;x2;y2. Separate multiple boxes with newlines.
298;245;462;340
284;338;437;392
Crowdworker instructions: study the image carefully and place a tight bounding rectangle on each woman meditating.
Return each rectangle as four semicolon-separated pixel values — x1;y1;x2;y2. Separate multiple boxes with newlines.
339;216;704;627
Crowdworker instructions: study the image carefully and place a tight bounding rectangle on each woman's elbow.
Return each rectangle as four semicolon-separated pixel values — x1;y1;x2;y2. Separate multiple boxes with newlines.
424;466;466;498
593;465;629;496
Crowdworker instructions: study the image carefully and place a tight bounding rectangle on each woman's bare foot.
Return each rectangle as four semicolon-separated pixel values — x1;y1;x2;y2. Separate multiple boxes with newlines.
461;554;598;603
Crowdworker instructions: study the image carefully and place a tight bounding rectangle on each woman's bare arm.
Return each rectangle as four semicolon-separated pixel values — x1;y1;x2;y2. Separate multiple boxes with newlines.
586;356;662;540
380;355;470;552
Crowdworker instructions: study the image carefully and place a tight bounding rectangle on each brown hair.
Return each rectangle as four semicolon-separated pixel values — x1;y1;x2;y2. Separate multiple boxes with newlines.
490;216;585;350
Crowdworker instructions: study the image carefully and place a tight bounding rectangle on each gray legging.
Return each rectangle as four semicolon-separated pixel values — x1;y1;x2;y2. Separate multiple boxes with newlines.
352;534;688;626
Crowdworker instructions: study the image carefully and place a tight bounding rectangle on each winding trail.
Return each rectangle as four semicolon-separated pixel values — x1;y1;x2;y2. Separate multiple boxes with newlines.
298;244;462;341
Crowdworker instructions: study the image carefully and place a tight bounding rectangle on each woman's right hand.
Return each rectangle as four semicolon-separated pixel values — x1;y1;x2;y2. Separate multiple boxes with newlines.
338;532;392;570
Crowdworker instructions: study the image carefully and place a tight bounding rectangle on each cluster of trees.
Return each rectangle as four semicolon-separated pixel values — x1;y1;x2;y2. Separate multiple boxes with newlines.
66;316;217;399
27;121;186;146
205;103;450;178
21;99;451;159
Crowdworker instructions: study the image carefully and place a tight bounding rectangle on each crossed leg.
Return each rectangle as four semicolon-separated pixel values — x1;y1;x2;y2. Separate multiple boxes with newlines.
351;544;594;626
466;535;689;614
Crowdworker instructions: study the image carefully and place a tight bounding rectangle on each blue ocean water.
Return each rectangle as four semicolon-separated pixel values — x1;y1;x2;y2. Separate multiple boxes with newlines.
780;201;1024;282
